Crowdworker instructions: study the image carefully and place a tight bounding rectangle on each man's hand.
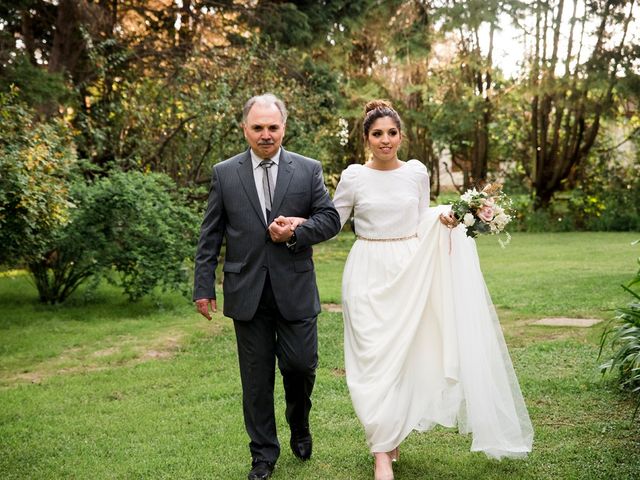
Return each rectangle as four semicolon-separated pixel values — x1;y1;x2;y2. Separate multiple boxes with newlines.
439;211;459;229
195;298;217;320
268;215;304;243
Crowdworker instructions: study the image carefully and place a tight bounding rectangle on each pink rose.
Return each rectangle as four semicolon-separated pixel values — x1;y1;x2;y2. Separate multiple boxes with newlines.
477;205;495;222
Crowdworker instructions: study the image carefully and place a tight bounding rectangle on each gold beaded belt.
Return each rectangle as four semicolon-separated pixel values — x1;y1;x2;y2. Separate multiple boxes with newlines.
356;233;418;242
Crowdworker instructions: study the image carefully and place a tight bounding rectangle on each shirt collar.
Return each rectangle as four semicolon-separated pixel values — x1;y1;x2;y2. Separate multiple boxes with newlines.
251;148;281;169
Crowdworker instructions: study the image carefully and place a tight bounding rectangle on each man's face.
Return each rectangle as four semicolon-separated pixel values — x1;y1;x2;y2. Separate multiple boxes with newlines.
242;103;286;159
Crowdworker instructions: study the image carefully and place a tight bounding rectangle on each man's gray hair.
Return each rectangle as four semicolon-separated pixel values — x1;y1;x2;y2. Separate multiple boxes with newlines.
242;93;288;124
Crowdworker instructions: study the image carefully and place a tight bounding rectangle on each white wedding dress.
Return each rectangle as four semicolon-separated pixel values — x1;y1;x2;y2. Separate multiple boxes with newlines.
333;160;533;460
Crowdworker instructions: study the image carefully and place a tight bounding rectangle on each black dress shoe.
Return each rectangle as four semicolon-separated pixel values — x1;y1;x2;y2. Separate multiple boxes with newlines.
248;460;274;480
290;430;313;461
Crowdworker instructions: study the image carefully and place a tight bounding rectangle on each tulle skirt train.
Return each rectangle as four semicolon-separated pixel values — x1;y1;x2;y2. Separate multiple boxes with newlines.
341;206;533;460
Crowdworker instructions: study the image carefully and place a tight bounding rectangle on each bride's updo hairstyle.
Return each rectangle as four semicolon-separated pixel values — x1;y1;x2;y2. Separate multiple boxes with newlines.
363;99;402;138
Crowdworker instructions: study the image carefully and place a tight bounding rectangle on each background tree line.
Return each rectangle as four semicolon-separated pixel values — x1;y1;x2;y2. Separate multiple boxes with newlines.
1;0;638;303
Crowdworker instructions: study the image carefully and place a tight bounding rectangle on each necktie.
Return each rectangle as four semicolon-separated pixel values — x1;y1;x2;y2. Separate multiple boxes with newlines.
259;159;275;218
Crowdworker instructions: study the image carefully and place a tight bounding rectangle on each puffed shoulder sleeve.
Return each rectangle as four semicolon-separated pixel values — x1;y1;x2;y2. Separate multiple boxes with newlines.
407;159;430;216
332;164;360;229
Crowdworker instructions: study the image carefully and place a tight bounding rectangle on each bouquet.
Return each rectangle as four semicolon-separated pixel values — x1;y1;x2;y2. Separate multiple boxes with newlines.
451;183;513;247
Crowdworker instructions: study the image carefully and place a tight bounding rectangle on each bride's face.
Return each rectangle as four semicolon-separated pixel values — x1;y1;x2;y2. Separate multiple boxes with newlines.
366;116;402;163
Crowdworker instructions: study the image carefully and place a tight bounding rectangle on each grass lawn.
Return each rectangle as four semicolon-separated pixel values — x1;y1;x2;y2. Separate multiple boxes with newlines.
1;232;639;479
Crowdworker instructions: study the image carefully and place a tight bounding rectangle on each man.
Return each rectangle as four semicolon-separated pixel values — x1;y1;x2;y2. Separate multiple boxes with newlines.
193;93;341;480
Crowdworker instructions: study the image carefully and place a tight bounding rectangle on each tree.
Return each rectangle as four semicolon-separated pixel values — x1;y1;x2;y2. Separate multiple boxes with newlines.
317;0;513;195
1;1;360;192
3;0;637;217
313;1;436;188
524;0;637;208
432;0;510;190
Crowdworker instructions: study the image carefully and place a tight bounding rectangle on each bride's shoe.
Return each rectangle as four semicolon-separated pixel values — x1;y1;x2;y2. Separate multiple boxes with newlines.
389;447;399;462
373;453;394;480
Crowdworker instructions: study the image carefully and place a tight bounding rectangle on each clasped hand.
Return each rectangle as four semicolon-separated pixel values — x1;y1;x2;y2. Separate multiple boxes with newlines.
439;211;459;229
268;216;306;243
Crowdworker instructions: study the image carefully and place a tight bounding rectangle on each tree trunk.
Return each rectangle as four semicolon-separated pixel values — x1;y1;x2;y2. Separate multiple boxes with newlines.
48;0;83;76
20;11;37;65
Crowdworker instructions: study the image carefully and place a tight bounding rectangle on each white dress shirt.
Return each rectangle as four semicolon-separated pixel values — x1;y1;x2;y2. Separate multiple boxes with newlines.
250;148;281;223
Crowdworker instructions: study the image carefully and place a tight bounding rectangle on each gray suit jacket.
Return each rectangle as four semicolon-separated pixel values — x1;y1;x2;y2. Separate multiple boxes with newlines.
193;148;341;321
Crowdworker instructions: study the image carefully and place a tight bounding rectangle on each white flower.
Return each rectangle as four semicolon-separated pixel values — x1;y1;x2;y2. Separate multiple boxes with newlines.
497;213;511;225
463;213;476;226
460;189;477;203
491;213;511;232
482;196;496;207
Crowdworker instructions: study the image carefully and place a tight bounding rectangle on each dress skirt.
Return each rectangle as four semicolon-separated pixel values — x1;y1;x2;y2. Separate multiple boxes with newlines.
341;206;533;460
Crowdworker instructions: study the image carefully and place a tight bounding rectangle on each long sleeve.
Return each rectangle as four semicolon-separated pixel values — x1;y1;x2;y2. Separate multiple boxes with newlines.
192;166;225;300
408;159;431;217
292;161;341;250
333;165;359;229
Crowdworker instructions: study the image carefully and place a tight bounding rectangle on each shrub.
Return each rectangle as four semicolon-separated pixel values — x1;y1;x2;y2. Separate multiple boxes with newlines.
0;88;77;266
28;171;200;303
508;194;575;233
500;148;639;233
599;242;640;418
569;156;640;232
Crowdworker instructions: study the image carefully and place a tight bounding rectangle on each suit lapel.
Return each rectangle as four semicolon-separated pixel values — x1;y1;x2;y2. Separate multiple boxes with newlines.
270;148;295;219
236;149;267;228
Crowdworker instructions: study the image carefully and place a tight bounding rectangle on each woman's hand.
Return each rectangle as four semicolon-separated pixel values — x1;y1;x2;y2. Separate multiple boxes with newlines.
439;211;459;229
286;216;307;230
268;216;308;242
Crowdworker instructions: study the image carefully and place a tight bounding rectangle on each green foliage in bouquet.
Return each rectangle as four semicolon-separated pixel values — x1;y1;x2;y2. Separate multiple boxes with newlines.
599;241;640;418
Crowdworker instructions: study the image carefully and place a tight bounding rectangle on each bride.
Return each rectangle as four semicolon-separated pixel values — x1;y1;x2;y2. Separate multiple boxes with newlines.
330;100;533;479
